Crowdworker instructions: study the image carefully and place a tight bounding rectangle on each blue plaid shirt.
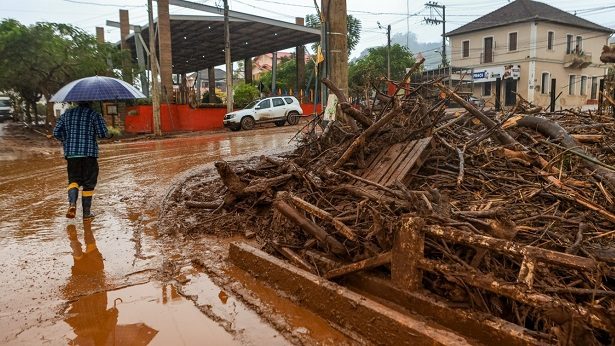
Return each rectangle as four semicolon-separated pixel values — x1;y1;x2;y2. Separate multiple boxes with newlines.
53;106;108;158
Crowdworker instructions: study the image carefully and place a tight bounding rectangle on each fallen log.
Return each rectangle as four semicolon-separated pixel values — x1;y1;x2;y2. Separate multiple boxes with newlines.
515;115;615;189
279;191;358;241
243;174;293;193
273;197;347;256
215;161;247;194
324;252;391;279
272;243;317;273
434;82;518;147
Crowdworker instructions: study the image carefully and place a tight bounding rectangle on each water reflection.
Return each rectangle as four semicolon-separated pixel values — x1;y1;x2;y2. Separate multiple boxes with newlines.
63;221;158;345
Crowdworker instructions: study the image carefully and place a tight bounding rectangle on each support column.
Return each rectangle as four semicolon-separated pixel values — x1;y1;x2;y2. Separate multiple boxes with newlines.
244;57;252;85
272;51;277;95
208;67;216;103
95;27;105;43
133;26;149;97
295;17;305;101
119;9;133;83
157;0;173;102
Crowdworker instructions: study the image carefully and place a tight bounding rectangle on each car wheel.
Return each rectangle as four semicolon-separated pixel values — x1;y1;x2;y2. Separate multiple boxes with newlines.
287;111;299;125
240;116;255;130
274;120;286;127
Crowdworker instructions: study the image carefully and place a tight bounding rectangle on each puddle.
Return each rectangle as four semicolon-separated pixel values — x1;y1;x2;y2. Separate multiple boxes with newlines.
64;281;244;345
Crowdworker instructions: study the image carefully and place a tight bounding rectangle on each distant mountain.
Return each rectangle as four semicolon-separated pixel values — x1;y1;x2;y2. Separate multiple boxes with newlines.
357;31;446;69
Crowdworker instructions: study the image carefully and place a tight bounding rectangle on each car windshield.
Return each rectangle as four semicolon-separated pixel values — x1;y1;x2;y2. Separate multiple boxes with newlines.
244;100;259;109
0;100;10;107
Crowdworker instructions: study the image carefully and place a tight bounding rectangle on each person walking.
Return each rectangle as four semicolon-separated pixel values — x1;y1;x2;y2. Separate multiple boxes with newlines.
53;102;109;219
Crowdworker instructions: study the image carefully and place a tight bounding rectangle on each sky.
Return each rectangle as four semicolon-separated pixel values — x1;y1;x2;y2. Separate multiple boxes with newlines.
2;0;614;64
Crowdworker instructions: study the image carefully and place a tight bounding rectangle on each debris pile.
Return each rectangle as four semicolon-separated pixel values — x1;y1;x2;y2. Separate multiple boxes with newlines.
163;58;615;344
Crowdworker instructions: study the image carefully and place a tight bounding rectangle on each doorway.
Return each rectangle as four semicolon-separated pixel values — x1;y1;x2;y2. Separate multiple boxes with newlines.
504;78;517;106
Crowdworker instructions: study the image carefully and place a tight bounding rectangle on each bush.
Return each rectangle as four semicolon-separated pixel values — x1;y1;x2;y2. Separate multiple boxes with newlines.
233;83;259;108
107;126;122;137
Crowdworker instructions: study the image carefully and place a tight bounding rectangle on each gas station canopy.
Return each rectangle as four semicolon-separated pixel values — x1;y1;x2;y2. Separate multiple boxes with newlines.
123;11;320;74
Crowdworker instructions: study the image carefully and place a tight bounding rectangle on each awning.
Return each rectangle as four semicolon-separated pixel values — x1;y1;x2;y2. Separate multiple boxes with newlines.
123;13;320;74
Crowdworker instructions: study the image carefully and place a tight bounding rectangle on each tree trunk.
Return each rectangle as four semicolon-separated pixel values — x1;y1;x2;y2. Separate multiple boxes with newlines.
516;116;615;190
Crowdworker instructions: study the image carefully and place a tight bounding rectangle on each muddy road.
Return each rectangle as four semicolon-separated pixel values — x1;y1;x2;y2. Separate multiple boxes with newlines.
0;123;348;345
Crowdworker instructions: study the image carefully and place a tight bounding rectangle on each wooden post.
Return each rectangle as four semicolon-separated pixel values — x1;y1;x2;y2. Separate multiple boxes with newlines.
392;217;425;291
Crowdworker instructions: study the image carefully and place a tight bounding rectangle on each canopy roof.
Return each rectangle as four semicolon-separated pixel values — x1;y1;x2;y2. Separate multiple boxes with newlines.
122;12;320;74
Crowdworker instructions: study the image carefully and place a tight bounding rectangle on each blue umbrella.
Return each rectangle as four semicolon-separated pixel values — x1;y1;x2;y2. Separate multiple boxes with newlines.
50;76;146;102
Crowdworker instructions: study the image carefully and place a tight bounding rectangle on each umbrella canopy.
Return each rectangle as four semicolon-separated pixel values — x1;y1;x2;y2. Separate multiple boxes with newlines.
51;76;146;102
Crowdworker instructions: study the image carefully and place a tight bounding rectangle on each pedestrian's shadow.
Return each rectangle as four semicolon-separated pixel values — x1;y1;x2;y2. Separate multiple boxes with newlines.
63;220;118;345
62;221;159;345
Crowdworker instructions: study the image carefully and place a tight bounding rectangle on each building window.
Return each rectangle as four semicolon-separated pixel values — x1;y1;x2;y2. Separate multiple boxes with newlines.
508;32;517;51
569;75;576;95
547;31;554;50
541;72;550;94
483;37;493;63
483;82;492;96
576;36;583;53
462;40;469;58
566;34;573;54
580;76;587;96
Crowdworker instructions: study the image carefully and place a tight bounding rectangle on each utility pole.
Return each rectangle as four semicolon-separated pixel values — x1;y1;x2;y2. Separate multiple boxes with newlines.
387;24;391;80
424;1;446;67
322;0;350;124
223;0;233;113
272;51;277;95
377;22;391;80
148;0;162;136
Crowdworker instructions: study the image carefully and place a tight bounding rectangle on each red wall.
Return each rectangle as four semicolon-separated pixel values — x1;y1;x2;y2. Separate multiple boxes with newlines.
125;103;321;134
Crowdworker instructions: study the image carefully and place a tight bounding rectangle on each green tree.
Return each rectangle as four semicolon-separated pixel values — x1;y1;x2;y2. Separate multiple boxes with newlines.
259;56;316;94
348;44;416;97
233;83;259;108
305;14;361;55
0;19;126;125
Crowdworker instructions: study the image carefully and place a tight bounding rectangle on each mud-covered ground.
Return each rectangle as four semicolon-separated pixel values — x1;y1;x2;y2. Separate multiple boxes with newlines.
0;121;352;345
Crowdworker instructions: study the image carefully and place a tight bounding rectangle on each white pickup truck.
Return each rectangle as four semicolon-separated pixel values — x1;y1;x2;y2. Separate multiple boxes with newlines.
223;96;303;131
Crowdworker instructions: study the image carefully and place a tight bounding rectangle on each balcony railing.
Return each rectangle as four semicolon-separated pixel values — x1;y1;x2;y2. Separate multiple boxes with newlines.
480;50;494;64
564;52;592;69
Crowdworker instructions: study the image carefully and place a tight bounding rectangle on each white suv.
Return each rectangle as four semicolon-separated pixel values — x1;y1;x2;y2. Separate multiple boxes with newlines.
223;96;303;131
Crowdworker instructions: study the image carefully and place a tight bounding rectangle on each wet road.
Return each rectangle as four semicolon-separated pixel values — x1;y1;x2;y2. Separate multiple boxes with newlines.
0;125;305;344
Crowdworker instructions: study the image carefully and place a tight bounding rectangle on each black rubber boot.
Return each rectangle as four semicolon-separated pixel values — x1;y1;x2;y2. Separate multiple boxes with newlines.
66;188;78;218
82;196;94;220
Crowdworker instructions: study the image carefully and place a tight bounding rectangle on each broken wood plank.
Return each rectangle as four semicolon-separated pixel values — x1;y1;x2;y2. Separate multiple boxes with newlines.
383;137;433;186
273;198;347;256
324;252;392;279
332;101;405;170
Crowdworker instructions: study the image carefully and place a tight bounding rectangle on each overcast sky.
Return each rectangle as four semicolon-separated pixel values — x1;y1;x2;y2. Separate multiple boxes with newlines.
2;0;614;61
